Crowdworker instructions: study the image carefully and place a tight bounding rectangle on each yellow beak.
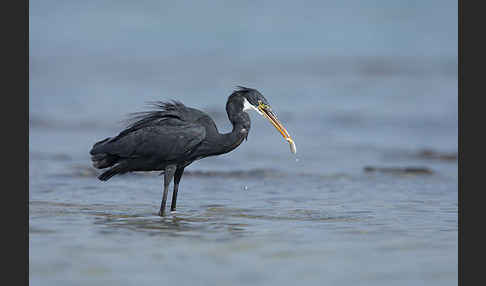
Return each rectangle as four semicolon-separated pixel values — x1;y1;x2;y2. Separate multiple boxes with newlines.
258;105;297;154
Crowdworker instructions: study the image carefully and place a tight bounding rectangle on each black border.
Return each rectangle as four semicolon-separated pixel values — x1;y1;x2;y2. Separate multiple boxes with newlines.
26;0;29;282
458;0;462;283
5;0;28;284
460;0;483;285
458;0;462;284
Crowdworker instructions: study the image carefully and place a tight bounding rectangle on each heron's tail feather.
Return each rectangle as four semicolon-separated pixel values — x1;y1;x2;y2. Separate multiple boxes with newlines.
98;163;127;181
92;137;111;149
90;137;119;169
91;153;118;169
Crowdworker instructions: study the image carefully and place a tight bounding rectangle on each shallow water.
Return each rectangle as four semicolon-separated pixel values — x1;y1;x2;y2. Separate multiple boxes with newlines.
30;1;457;285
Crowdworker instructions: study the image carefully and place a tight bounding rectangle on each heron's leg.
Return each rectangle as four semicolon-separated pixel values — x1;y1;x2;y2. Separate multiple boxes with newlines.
159;165;176;217
170;167;185;212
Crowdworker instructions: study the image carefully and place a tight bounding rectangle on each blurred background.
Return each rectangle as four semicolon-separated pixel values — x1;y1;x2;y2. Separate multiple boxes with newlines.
29;1;457;285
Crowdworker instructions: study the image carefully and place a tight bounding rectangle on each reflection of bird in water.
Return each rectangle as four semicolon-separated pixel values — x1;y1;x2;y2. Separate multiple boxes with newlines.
89;86;296;216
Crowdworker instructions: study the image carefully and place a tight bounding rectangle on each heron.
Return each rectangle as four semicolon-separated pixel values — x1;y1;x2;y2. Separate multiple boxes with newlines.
89;86;296;216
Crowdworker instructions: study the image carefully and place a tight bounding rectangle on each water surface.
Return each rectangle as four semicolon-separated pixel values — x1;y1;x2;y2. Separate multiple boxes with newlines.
30;1;457;285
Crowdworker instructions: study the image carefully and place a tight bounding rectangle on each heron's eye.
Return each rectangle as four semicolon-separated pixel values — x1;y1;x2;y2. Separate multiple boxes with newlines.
258;100;270;110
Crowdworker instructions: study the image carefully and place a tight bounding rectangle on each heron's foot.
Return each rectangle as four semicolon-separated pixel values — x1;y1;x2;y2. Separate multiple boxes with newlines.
158;209;166;217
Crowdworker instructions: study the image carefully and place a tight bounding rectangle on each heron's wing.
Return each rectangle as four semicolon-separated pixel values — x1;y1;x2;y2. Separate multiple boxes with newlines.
118;101;185;136
107;120;206;161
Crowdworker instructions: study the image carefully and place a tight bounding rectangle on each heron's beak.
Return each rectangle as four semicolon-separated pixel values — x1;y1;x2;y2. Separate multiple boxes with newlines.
258;104;297;154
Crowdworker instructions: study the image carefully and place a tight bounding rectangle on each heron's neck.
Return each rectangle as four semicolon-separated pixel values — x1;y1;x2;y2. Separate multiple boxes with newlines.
219;120;249;153
206;109;248;154
199;95;252;157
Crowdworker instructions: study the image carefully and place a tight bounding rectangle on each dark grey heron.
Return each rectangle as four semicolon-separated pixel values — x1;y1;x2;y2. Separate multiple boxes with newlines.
89;86;296;216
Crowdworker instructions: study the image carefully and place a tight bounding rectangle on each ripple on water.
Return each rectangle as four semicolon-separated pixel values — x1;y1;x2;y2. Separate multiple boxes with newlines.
29;200;366;241
59;165;357;183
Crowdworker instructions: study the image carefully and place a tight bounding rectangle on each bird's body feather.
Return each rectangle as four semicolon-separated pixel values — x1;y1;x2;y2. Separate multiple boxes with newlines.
90;101;215;180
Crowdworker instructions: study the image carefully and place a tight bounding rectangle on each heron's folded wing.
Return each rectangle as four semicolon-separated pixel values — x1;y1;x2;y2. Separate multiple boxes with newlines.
107;121;206;161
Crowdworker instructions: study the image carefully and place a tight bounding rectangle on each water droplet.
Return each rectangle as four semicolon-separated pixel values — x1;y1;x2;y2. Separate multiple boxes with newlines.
295;158;300;162
243;186;248;191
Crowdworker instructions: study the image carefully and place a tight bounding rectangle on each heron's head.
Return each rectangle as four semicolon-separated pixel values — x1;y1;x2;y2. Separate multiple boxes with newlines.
233;86;296;154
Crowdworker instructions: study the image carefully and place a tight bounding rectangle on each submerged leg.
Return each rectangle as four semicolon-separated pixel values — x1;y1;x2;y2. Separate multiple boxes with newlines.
170;167;185;212
159;165;176;217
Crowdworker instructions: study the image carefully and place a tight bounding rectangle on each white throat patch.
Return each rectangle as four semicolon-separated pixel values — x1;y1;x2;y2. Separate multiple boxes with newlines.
242;98;263;115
